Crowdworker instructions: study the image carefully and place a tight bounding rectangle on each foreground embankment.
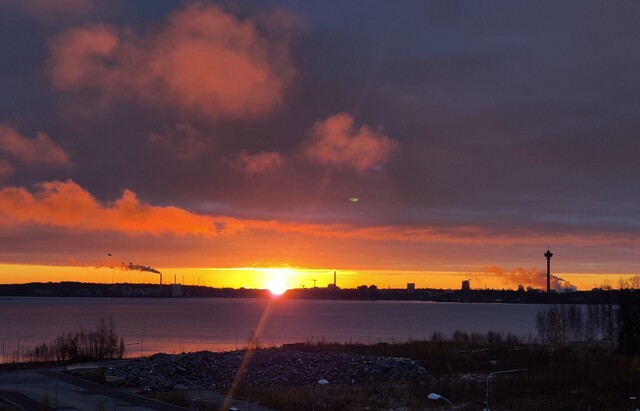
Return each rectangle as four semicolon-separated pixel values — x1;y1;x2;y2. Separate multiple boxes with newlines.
107;348;428;390
89;338;636;411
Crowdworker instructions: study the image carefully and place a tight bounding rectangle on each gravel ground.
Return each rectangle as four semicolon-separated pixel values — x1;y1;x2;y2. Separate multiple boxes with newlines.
107;348;428;392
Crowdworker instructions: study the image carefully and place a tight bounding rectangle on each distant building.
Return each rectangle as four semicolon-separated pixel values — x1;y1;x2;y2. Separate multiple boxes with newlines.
172;284;183;297
407;283;416;293
327;271;340;290
461;279;470;291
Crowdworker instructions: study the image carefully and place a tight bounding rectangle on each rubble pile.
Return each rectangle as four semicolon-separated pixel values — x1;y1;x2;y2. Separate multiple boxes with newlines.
107;349;428;391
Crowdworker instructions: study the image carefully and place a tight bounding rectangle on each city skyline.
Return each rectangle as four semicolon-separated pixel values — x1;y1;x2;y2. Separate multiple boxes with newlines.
1;1;639;291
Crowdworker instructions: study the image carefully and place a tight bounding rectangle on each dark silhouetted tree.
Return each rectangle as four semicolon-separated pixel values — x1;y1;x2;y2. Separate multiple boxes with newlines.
617;289;640;356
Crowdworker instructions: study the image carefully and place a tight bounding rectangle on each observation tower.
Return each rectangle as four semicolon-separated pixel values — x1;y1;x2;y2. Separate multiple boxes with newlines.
544;248;553;293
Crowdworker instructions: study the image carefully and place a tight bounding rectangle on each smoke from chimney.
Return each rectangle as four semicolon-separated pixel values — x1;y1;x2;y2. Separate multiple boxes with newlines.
124;261;161;275
71;257;158;273
481;265;576;292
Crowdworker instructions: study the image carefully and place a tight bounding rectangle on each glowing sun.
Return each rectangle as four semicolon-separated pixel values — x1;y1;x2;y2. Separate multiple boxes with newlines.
266;278;289;296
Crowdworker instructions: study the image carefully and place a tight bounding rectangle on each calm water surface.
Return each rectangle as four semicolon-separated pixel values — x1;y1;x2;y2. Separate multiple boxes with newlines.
0;297;544;361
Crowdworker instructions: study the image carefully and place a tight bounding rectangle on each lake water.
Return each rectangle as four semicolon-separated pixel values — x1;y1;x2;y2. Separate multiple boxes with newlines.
0;297;545;362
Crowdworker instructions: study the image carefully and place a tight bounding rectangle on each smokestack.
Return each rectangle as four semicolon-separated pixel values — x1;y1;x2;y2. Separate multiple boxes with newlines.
544;248;553;293
334;271;336;286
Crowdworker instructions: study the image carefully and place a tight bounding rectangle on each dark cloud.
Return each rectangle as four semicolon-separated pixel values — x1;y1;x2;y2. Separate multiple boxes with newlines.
233;150;286;176
1;1;640;284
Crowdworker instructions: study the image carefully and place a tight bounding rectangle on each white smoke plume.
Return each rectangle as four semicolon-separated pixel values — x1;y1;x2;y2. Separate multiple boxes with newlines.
482;265;577;292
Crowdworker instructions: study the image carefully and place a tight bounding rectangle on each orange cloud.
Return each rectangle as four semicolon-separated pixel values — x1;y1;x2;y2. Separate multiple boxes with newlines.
304;113;398;172
234;150;285;175
48;3;297;119
48;24;119;91
0;179;229;236
0;123;72;168
0;179;484;243
0;180;634;254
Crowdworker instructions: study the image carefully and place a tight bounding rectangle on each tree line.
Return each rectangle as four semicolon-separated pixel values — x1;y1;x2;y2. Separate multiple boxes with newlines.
26;318;125;363
535;283;640;356
535;304;617;344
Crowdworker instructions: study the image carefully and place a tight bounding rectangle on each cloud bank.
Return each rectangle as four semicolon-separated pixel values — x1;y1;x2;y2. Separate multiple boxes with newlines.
0;179;223;236
48;2;297;120
1;1;640;286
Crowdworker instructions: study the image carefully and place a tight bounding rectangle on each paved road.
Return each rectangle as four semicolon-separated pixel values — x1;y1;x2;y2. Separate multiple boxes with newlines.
0;389;44;410
0;368;188;410
0;366;276;411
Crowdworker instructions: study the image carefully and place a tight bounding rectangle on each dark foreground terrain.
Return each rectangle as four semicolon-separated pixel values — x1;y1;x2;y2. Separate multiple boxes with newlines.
70;337;638;411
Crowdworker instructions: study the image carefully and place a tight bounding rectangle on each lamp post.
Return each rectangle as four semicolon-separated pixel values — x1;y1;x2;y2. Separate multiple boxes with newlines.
630;396;637;411
125;341;140;358
17;335;33;364
427;393;453;410
2;338;7;366
312;378;329;411
485;369;527;411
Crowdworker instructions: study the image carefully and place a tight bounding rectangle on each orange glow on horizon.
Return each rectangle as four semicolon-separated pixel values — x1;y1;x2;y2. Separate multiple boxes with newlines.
0;263;635;291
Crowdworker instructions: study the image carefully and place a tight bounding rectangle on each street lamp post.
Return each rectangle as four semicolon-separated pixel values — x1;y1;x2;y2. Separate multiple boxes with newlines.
2;338;7;366
17;335;33;364
125;341;140;359
312;378;329;411
485;369;527;411
630;396;637;411
428;393;453;410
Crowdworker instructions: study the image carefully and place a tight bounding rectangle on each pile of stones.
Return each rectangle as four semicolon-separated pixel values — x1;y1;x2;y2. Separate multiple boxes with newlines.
106;348;428;392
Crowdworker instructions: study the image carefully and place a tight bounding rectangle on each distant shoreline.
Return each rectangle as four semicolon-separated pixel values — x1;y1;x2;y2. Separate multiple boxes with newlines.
0;281;621;305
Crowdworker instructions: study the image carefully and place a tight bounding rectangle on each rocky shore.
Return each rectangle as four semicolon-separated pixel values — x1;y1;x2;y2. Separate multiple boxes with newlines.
106;348;429;392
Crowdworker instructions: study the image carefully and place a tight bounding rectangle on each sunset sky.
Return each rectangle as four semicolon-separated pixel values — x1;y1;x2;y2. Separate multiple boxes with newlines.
1;1;639;291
